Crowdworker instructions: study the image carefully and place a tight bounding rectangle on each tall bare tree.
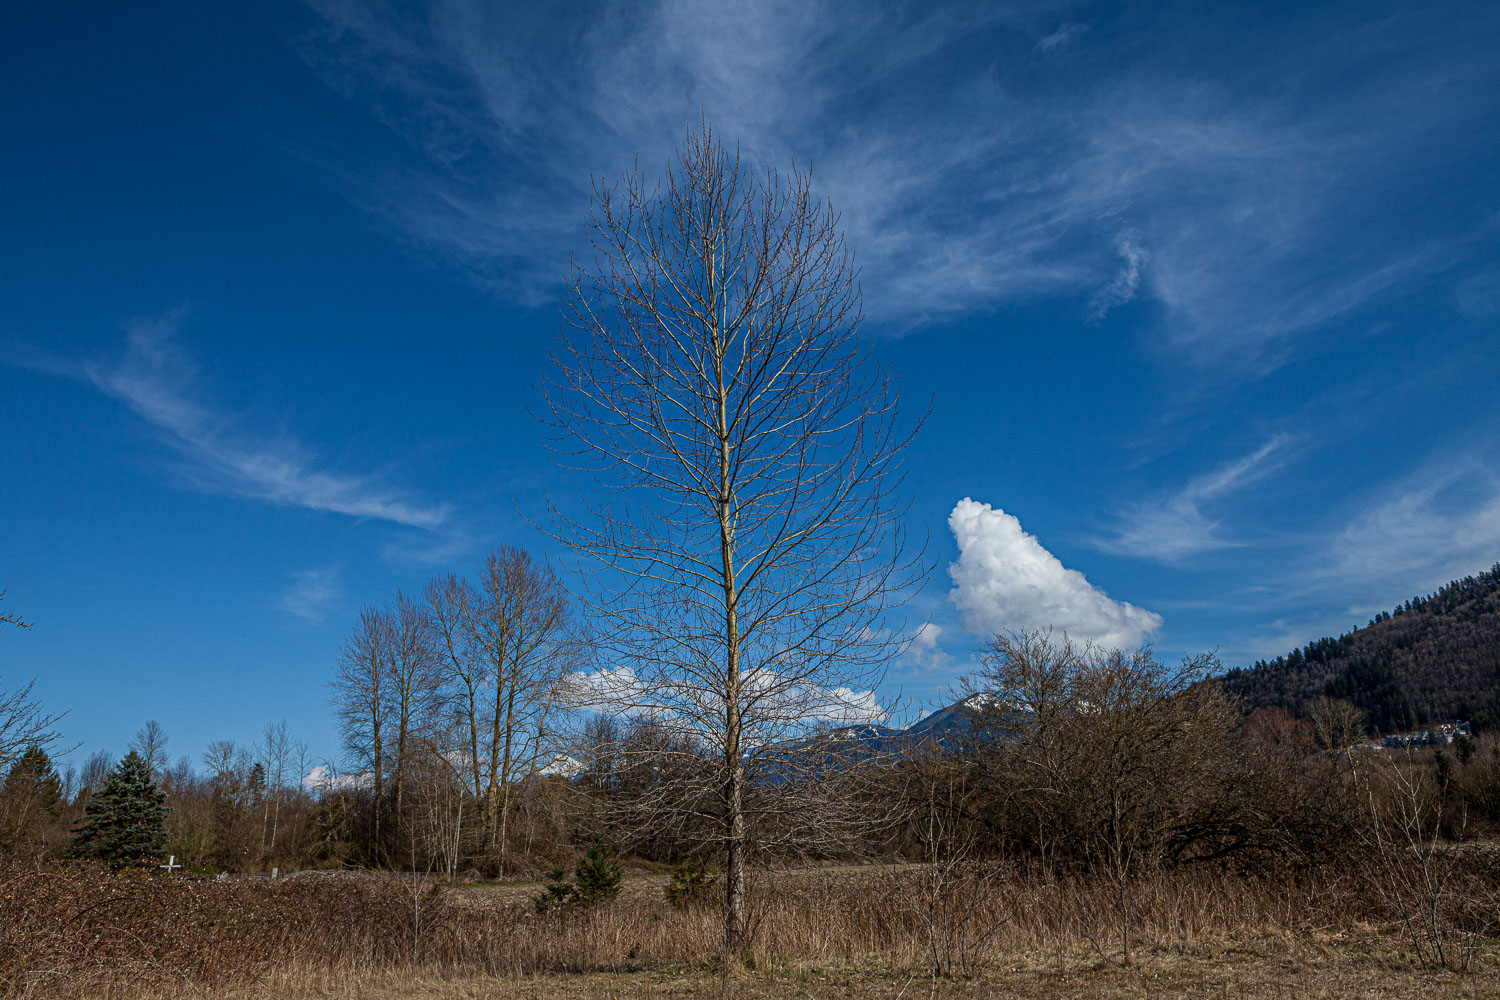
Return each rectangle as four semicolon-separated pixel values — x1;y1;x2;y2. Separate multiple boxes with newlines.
255;718;304;857
385;591;442;839
332;605;392;859
423;552;576;874
542;124;924;957
425;573;483;799
469;547;573;872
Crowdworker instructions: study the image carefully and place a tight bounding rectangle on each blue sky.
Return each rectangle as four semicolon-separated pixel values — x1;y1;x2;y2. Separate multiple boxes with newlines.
4;0;1498;770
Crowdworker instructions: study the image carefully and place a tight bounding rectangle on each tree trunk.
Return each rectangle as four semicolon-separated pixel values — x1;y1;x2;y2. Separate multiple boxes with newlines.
714;286;746;966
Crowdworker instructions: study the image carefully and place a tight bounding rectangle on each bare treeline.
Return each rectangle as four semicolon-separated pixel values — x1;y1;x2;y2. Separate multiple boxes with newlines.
327;546;582;874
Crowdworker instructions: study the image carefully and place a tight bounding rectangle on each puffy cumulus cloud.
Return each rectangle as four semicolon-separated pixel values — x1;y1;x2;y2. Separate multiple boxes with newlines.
947;498;1162;650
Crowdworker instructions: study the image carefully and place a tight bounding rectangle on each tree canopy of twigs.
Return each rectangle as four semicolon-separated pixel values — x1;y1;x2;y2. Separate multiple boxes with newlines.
0;676;68;774
540;122;927;958
0;588;30;630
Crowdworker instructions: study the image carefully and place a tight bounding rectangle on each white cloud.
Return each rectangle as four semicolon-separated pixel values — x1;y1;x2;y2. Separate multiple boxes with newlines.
947;498;1162;650
563;664;653;716
1097;435;1292;562
87;310;449;529
903;621;952;671
281;567;341;623
1087;230;1148;321
808;686;887;726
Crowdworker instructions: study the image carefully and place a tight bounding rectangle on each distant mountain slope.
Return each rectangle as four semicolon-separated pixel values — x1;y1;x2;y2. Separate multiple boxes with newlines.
1221;564;1500;732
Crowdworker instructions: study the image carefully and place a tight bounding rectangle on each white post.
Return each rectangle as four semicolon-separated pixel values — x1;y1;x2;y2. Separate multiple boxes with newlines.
160;855;181;874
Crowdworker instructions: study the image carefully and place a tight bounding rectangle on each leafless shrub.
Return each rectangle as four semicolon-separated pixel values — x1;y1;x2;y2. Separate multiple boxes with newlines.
1356;752;1499;971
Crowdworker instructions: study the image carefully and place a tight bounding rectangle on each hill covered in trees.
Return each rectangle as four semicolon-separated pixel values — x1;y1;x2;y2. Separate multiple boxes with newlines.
1221;564;1500;733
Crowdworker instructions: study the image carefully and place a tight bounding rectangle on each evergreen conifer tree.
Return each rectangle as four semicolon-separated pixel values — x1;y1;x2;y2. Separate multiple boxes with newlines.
572;837;622;906
1;745;64;853
3;745;62;815
531;837;623;912
69;750;169;866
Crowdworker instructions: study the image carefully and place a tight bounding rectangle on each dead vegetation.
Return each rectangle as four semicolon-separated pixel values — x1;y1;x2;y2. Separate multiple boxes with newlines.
2;858;1496;999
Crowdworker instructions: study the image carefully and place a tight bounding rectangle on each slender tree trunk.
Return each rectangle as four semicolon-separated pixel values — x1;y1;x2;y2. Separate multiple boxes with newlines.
372;672;383;863
498;680;517;873
712;278;747;964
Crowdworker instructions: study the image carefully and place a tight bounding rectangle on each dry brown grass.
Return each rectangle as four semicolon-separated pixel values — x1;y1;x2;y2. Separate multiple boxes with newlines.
2;860;1496;999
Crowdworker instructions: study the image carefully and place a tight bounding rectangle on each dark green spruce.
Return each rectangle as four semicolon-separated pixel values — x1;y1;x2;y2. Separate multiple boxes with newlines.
69;750;169;866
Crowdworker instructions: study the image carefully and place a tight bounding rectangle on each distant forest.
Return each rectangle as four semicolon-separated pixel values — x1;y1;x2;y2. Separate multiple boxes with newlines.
1222;564;1500;734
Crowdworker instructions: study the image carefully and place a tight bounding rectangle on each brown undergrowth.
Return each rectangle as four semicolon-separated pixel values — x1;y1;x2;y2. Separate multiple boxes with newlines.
1;860;1495;999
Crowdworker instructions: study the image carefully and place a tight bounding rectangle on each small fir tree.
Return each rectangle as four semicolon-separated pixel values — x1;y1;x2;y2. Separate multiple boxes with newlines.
533;838;623;912
534;868;577;913
664;859;719;910
572;837;622;906
69;750;169;866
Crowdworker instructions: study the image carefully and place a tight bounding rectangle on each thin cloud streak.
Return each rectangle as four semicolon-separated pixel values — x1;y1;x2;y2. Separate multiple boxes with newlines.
1096;435;1293;563
88;310;450;529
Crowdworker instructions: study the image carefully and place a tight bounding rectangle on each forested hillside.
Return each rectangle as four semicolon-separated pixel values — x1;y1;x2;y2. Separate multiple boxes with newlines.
1222;564;1500;733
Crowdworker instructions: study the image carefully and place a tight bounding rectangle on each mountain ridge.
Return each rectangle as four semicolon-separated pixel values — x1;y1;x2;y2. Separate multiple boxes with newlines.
1221;563;1500;732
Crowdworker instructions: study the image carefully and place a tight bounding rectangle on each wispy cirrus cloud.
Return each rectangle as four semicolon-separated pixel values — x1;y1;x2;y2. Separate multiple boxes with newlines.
1036;21;1088;54
1095;435;1293;563
87;309;450;529
281;566;342;623
1322;456;1500;606
296;0;1499;364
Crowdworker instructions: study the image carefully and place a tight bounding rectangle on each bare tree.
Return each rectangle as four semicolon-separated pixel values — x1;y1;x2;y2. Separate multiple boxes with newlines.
467;547;574;872
1356;750;1494;971
202;739;256;870
256;719;304;858
332;605;392;860
385;592;442;842
1309;696;1367;762
79;751;113;798
542;123;924;959
425;573;483;800
129;720;170;776
966;629;1232;965
0;588;30;629
0;676;67;771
